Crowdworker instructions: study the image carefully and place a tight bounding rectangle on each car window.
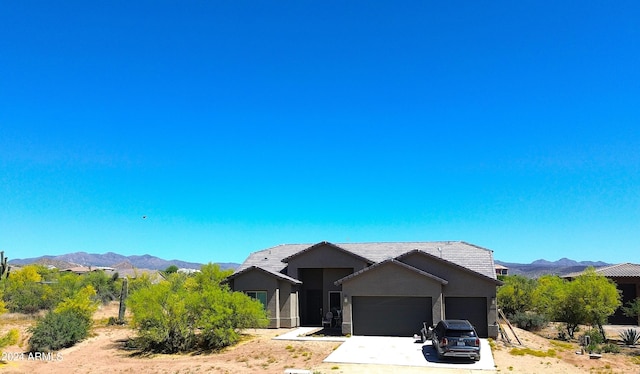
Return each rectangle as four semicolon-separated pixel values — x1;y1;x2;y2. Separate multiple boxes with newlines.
446;329;476;338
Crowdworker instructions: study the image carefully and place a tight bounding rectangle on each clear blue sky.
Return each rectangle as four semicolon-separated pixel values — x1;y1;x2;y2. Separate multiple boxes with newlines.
1;1;639;265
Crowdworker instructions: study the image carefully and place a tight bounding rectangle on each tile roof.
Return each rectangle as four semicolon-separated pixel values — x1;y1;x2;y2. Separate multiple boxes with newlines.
564;263;640;278
235;241;497;280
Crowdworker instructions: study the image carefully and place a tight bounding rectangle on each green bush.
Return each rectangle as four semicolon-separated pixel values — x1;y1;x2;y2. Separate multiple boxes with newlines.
602;343;620;353
27;285;97;352
28;309;91;351
128;264;268;353
510;311;548;331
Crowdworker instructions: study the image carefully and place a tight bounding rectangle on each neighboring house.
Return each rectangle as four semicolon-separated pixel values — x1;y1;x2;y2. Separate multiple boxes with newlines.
495;264;509;276
564;263;640;325
227;241;502;338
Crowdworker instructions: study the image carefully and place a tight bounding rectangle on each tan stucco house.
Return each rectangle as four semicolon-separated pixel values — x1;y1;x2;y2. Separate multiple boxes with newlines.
227;241;502;338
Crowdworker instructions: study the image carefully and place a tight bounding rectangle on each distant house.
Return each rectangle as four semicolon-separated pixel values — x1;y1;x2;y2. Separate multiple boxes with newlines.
495;264;509;276
564;263;640;325
227;241;502;338
61;266;93;275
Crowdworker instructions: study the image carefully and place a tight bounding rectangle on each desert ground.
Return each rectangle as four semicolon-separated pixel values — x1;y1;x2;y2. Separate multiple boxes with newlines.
2;302;639;373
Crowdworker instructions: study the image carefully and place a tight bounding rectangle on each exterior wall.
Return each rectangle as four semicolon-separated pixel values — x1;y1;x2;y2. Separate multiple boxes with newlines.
277;280;300;328
287;244;369;326
285;244;369;279
231;270;299;328
401;253;499;338
340;262;444;335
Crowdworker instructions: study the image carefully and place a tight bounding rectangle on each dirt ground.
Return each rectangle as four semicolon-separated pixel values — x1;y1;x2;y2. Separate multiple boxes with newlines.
2;302;640;373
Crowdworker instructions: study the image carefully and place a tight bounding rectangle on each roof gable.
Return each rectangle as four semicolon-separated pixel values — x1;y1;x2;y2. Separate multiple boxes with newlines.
397;249;503;285
335;259;448;285
281;241;373;265
232;240;499;281
226;265;302;285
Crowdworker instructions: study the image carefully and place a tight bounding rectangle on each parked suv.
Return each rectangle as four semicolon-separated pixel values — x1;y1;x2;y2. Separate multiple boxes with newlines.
428;320;481;361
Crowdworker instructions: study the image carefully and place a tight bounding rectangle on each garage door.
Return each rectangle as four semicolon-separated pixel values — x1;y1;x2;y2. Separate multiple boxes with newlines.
444;297;488;337
352;296;432;336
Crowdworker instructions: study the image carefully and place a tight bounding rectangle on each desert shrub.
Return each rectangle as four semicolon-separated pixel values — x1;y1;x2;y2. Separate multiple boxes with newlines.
622;298;640;321
510;311;548;331
80;270;121;304
619;328;640;346
28;309;91;351
128;264;268;353
0;310;19;358
602;343;620;353
582;329;605;345
497;275;537;316
28;285;98;352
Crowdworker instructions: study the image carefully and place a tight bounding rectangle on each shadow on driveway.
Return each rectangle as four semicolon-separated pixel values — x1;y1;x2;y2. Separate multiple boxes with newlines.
421;344;477;365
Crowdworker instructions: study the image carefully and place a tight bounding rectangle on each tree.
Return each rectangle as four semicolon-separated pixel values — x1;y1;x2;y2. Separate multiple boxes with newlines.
128;266;267;353
497;275;537;316
80;270;121;304
2;265;48;313
549;268;621;339
164;265;179;274
28;285;98;352
622;298;640;324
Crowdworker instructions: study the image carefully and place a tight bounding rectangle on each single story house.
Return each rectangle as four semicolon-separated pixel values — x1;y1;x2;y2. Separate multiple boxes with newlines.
227;241;502;338
564;263;640;325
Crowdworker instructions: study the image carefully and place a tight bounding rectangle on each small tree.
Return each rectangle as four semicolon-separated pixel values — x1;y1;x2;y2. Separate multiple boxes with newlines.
128;265;267;353
622;298;640;325
164;265;179;274
550;268;621;339
28;285;98;352
497;275;537;316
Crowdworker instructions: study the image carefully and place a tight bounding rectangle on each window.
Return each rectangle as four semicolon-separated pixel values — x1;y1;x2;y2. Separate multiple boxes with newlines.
246;291;268;309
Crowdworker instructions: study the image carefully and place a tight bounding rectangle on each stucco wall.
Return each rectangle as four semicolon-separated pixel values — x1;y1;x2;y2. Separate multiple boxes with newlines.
340;262;444;335
401;253;499;337
231;269;298;328
286;244;369;279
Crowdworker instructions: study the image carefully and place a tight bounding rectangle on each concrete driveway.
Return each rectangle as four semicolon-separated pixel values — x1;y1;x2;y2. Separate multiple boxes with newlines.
323;336;495;371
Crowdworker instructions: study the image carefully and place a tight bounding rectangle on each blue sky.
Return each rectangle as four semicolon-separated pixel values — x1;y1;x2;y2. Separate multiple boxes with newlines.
1;1;639;265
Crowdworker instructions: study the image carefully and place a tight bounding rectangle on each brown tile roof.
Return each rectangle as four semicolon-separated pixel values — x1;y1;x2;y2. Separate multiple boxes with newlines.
563;263;640;278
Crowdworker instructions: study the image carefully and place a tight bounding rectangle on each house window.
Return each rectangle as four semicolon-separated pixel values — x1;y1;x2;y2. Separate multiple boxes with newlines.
246;291;268;309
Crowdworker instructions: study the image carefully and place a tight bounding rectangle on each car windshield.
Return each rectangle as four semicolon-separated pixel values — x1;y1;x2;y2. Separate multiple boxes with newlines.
446;329;476;338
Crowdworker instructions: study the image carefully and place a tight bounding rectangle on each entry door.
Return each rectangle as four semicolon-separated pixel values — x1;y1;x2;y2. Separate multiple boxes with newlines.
304;289;323;326
329;291;342;313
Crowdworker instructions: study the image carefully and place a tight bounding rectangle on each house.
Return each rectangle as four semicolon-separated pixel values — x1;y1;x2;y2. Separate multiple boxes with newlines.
495;264;509;276
227;241;502;338
564;263;640;325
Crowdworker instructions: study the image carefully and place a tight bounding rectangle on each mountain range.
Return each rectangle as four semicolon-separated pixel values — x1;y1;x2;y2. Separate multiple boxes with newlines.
8;252;239;272
495;258;610;278
8;252;610;278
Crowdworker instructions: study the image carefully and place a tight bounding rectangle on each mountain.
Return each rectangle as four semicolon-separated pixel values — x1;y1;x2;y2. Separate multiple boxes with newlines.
496;258;611;278
9;252;239;271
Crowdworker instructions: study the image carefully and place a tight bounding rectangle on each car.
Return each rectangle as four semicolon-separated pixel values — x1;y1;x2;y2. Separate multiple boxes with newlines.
428;319;481;361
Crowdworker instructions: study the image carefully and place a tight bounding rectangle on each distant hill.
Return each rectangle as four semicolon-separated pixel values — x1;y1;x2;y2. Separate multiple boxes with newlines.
496;258;610;278
9;252;239;271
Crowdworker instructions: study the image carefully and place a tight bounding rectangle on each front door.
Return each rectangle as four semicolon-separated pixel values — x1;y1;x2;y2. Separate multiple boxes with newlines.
303;289;323;325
